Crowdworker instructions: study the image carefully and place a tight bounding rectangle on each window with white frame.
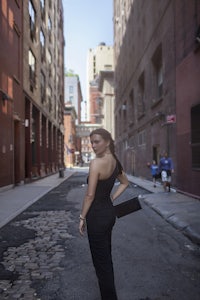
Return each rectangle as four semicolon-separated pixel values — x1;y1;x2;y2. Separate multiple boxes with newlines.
152;45;163;101
40;0;45;20
40;29;45;61
29;50;36;87
29;1;36;41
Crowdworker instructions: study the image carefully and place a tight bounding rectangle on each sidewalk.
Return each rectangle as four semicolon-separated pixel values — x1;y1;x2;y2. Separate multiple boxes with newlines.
0;169;199;246
127;175;200;246
0;169;75;228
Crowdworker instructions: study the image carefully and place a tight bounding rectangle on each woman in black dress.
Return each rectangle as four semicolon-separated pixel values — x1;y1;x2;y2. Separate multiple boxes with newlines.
79;128;129;300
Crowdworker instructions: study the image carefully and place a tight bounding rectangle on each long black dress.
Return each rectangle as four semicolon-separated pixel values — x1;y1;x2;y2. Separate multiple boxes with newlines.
86;163;119;300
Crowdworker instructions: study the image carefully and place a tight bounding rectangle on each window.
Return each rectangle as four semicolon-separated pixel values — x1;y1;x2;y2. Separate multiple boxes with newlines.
29;50;36;90
40;29;45;46
40;29;45;61
40;0;45;20
69;85;73;94
29;1;36;41
138;73;145;118
48;16;52;42
138;130;146;146
129;89;134;125
40;0;45;7
47;86;52;112
40;72;45;103
191;104;200;169
69;96;73;103
152;45;163;101
13;23;20;80
48;16;52;30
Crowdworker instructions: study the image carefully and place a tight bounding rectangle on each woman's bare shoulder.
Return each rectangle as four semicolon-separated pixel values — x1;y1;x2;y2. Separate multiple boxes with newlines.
89;158;102;169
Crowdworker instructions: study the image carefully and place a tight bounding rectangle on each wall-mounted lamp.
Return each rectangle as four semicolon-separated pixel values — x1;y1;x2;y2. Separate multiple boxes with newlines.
121;104;126;111
24;119;29;127
22;119;29;127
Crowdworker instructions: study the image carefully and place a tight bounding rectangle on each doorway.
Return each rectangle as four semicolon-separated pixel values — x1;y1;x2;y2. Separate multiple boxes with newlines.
153;145;160;164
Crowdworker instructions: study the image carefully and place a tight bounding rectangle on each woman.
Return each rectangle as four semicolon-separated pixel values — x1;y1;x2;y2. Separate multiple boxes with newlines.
79;128;129;300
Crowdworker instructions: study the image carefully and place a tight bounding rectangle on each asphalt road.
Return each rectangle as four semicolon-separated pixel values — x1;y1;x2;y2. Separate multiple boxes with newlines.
0;173;199;300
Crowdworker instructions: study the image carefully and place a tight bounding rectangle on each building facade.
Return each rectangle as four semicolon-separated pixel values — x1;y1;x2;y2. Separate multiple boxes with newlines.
98;70;115;138
175;0;200;196
23;0;65;180
113;0;200;197
89;80;102;124
64;104;76;167
0;0;24;188
64;72;82;124
64;72;83;166
0;0;65;189
86;43;114;123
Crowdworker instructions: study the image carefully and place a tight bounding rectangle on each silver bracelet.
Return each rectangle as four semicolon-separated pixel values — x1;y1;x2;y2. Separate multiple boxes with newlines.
79;215;86;221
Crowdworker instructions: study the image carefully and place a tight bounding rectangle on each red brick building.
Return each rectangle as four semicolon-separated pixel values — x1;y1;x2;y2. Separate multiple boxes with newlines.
0;0;24;188
64;105;76;167
89;82;102;124
0;0;65;189
175;0;200;196
114;0;200;197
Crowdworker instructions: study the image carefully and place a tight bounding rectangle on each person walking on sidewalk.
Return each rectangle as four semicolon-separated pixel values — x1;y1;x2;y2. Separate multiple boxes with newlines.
79;128;129;300
159;151;174;192
148;160;159;188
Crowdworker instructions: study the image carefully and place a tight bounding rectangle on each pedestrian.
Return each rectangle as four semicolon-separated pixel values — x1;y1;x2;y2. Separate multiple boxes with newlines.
149;160;159;188
159;151;174;192
79;128;129;300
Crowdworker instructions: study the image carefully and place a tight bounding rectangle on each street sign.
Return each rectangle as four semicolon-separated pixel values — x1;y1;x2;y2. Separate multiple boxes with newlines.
166;114;176;124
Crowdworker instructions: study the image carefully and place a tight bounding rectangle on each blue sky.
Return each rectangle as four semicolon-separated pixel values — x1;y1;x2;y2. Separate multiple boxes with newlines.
63;0;113;100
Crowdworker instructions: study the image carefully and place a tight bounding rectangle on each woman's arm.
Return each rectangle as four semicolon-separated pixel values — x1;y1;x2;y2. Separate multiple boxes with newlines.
79;160;99;235
111;171;129;202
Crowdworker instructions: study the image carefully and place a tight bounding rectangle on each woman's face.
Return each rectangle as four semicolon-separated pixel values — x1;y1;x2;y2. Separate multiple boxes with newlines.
90;134;109;156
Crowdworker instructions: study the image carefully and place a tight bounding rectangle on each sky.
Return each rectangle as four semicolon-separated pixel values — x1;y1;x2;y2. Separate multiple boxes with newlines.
63;0;114;100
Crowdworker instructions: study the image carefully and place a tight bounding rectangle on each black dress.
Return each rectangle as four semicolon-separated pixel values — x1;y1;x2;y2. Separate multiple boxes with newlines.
86;163;119;300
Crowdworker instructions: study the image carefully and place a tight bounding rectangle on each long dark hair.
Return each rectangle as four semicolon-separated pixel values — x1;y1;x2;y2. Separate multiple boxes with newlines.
90;128;123;174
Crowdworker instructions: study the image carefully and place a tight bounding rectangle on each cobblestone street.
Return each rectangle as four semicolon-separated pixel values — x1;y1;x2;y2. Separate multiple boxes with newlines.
0;211;73;299
0;174;83;300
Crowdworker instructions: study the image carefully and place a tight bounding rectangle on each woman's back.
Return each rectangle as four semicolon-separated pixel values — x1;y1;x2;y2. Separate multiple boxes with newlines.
94;154;117;181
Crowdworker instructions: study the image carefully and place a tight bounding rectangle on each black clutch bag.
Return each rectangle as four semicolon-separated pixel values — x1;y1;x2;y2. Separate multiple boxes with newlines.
114;196;142;218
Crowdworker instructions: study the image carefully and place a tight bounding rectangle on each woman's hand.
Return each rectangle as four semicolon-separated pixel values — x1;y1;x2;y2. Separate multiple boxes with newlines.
79;218;86;236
